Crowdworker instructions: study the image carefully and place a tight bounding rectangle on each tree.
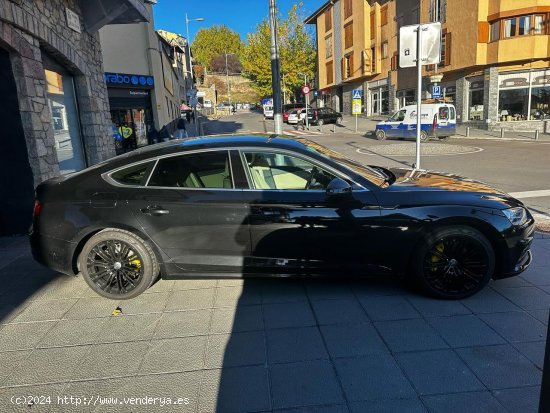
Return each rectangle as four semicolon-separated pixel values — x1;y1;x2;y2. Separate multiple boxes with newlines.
191;25;244;70
241;2;316;100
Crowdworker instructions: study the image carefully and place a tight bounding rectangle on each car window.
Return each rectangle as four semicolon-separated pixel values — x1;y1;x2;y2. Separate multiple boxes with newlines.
450;106;456;120
439;107;449;120
243;151;336;190
110;161;155;186
148;151;232;189
389;110;406;122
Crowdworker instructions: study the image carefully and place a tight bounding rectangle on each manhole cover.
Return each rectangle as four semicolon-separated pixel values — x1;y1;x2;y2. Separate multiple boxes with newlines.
357;142;483;156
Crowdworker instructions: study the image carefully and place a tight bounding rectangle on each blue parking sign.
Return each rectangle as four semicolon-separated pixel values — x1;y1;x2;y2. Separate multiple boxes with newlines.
432;85;442;98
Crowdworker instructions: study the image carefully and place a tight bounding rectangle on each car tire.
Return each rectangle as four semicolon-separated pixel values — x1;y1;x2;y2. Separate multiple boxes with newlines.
412;226;495;299
375;129;387;140
420;130;429;142
317;119;324;127
78;229;159;300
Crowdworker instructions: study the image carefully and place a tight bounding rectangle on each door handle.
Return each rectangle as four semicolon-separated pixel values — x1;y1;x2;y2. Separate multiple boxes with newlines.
141;205;170;216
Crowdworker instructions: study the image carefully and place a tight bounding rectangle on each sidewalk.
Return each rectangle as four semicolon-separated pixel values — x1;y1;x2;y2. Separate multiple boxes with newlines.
0;234;548;412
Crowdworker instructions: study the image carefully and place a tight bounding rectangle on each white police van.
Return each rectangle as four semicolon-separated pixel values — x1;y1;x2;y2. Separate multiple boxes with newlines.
375;103;456;141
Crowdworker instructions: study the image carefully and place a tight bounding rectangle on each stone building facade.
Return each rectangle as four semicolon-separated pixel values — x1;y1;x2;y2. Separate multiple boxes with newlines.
0;0;147;235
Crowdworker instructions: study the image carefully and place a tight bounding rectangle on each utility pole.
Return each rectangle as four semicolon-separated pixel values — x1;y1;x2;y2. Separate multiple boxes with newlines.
269;0;283;135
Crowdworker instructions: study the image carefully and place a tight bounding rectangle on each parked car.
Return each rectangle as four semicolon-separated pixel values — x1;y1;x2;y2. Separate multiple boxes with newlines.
283;103;304;122
31;135;534;300
287;109;303;124
263;105;274;119
375;104;457;141
305;107;343;126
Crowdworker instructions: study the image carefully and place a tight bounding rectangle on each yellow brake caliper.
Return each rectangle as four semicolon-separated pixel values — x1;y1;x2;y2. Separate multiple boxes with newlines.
129;258;142;273
431;243;444;271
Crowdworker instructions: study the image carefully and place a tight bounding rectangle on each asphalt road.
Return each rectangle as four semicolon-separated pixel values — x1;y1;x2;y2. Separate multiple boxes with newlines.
202;111;550;224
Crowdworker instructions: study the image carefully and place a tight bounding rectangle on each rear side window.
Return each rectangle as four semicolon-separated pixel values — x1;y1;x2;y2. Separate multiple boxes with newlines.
450;107;456;120
110;161;155;186
148;151;233;189
439;107;449;120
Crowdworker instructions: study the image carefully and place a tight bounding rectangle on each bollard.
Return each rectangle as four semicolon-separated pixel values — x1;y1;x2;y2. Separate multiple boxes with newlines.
535;130;540;140
500;128;505;139
332;123;336;133
466;126;470;137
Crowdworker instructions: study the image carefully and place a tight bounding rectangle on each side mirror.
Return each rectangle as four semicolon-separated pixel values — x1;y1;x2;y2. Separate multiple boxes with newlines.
326;178;352;196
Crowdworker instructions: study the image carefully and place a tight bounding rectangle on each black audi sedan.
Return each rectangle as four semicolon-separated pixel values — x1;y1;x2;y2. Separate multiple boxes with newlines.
30;135;534;300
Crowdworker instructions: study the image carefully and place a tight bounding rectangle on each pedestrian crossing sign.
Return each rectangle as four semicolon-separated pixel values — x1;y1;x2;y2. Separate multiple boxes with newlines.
352;89;362;99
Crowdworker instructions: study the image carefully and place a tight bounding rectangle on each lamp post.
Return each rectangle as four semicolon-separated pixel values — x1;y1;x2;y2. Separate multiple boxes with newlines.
185;14;205;98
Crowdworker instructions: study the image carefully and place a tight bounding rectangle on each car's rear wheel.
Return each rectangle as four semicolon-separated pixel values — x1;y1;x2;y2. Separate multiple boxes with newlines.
375;129;387;140
413;226;494;299
78;229;159;300
420;130;429;142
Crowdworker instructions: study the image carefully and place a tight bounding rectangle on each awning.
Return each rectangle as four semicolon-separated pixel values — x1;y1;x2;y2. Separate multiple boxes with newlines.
180;103;192;111
80;0;149;32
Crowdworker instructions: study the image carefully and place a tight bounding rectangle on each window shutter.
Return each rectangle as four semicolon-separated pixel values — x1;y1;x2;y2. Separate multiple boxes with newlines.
477;22;489;43
370;12;375;39
349;53;354;77
445;32;452;66
341;58;345;79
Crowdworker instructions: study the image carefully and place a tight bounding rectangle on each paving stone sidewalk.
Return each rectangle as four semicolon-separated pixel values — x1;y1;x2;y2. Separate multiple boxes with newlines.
0;234;548;413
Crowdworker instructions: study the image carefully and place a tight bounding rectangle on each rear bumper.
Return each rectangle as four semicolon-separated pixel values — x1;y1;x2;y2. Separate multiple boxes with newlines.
30;230;77;275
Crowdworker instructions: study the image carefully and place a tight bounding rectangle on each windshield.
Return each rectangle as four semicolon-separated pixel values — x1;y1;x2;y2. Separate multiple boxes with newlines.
295;138;389;187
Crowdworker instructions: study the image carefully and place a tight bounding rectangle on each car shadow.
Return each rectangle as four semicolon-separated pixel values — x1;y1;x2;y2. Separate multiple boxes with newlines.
202;118;244;136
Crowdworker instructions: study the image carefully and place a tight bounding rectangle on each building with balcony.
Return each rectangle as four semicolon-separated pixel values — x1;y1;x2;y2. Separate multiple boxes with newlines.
0;0;149;235
306;0;550;131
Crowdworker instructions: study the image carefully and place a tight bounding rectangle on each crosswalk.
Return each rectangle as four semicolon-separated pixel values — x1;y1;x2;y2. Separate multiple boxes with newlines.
282;129;326;137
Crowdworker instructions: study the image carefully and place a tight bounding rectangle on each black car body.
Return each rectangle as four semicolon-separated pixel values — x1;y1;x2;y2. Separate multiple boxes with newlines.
30;135;535;299
305;107;343;126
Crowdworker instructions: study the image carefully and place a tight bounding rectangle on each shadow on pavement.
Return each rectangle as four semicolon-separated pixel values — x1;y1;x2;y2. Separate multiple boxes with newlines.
203;118;244;136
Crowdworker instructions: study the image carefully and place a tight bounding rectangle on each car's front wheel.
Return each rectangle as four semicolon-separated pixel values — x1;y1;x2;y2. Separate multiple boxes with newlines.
412;226;495;299
375;129;387;140
78;229;159;299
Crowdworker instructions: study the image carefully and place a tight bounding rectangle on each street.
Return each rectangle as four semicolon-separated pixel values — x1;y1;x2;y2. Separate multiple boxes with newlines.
203;110;550;229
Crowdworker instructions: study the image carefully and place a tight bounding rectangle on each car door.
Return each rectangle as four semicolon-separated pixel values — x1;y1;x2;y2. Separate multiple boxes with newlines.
127;149;251;275
385;109;406;137
236;148;382;275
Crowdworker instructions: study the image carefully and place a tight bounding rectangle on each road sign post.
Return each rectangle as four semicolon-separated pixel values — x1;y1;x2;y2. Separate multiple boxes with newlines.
399;22;441;171
432;85;442;98
352;88;362;133
302;85;310;130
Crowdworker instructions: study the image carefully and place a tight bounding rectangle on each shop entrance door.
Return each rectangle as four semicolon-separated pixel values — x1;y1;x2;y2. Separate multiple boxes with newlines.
0;48;35;235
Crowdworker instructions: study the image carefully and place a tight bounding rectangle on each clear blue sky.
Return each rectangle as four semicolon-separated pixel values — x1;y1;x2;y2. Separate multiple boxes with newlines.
152;0;321;42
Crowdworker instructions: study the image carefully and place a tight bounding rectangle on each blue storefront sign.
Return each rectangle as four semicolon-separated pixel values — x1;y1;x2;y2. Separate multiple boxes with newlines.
105;72;155;89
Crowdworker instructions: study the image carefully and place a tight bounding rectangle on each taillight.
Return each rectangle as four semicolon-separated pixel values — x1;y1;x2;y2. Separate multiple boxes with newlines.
33;200;42;218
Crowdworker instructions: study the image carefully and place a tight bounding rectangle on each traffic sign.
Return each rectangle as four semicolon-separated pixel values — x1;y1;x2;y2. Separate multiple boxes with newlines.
432;85;442;98
352;89;362;99
399;23;441;68
301;85;310;95
352;99;362;115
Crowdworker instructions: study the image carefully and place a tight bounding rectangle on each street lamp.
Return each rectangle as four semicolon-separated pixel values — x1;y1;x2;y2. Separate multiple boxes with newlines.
185;14;205;96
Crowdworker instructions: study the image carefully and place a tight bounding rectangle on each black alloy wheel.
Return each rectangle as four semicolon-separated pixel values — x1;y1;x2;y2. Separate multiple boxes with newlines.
414;226;494;299
79;229;159;299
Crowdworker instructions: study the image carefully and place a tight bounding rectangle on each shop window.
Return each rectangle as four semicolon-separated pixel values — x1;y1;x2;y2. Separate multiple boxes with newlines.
381;90;389;114
42;52;86;174
344;23;353;49
325;9;332;31
499;89;529;121
530;86;550;120
325;35;333;59
469;88;484;121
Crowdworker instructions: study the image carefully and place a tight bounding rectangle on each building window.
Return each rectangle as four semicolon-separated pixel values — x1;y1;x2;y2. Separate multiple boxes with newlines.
499;70;550;121
429;0;446;23
325;35;333;58
371;47;376;73
382;42;388;59
534;15;545;34
345;53;353;79
503;18;516;38
381;6;388;26
344;0;352;20
325;9;332;31
42;52;86;174
518;16;531;35
490;21;500;41
326;61;334;85
344;22;353;49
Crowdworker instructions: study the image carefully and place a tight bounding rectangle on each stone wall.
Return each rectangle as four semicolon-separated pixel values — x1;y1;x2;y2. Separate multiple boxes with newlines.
0;0;114;186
